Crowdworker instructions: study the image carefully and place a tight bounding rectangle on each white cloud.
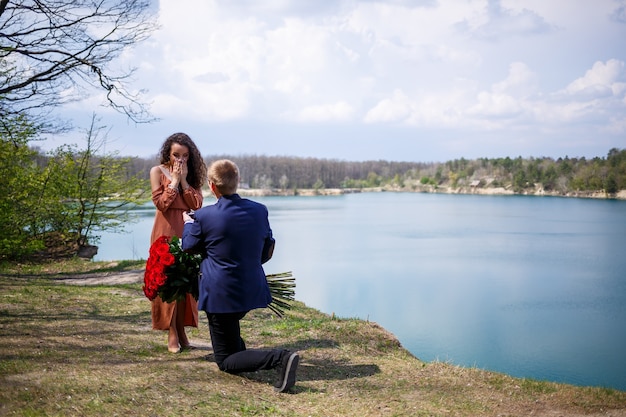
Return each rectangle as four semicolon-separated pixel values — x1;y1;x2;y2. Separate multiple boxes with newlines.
364;89;412;123
468;92;523;119
59;0;626;161
457;0;555;40
463;62;536;123
565;59;625;96
533;60;626;131
491;62;537;95
611;0;626;23
295;101;355;122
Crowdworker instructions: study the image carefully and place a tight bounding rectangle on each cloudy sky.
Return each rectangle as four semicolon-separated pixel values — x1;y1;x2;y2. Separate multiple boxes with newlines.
55;0;626;162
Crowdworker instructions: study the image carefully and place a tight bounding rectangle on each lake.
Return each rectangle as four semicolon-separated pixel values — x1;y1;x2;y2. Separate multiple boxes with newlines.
94;192;626;391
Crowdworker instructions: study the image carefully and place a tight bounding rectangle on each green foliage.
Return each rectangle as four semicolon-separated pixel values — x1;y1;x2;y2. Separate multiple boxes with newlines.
605;174;618;194
391;173;404;187
0;118;45;258
44;120;148;247
0;115;149;260
448;171;458;188
365;171;381;187
513;169;528;191
313;178;325;190
542;165;558;190
341;177;363;188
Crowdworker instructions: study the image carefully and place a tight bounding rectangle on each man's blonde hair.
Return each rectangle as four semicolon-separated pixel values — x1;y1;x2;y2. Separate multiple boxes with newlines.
208;159;239;195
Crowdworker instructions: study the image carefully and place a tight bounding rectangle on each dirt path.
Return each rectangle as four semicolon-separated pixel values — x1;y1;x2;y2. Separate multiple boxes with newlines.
53;269;145;286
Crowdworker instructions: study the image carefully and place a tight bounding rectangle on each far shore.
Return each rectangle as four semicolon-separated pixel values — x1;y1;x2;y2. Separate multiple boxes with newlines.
210;185;626;200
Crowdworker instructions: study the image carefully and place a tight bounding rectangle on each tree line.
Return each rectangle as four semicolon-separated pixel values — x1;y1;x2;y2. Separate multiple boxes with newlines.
78;146;626;196
411;149;626;195
127;148;625;195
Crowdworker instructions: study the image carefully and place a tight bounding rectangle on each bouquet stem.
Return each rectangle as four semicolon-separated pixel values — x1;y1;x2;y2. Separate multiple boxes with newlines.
266;272;295;317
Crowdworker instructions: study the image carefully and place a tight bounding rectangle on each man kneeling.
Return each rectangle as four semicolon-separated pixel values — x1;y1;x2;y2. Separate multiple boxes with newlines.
182;159;299;393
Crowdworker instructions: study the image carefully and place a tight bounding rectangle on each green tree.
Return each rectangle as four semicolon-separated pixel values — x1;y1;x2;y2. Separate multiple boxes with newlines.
541;165;558;190
391;173;404;188
43;116;148;253
0;115;148;260
558;157;573;176
365;172;381;187
448;171;458;188
513;170;528;191
0;116;45;258
501;156;514;173
605;174;618;194
434;167;443;183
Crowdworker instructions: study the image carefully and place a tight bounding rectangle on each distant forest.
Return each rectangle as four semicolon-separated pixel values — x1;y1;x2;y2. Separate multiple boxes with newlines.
124;148;626;196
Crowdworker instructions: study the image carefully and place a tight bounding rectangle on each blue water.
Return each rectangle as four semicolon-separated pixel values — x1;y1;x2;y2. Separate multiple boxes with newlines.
95;192;626;391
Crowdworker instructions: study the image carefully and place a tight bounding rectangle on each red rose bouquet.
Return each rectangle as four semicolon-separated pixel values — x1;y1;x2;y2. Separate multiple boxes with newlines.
143;235;296;316
143;235;200;303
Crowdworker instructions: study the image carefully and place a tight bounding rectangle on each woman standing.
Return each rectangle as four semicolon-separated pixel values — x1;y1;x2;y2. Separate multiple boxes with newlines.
149;132;206;353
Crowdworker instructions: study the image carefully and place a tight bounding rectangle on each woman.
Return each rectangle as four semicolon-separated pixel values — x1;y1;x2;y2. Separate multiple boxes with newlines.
149;132;206;353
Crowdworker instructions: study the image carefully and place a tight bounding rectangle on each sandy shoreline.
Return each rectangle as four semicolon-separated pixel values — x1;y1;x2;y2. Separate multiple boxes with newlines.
227;186;626;200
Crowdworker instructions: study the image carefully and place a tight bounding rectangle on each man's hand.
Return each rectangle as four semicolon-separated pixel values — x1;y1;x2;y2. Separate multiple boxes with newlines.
183;210;195;223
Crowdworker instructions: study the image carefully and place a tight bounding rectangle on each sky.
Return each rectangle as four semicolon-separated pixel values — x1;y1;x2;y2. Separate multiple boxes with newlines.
49;0;626;163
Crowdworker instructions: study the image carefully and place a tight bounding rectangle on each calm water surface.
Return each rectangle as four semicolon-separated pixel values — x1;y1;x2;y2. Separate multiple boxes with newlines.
95;192;626;390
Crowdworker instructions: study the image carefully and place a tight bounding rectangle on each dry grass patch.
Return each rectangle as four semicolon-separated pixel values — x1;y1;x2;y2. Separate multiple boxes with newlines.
1;260;625;416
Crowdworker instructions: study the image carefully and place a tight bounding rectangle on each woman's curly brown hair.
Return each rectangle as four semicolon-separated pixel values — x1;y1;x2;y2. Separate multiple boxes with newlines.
158;132;207;189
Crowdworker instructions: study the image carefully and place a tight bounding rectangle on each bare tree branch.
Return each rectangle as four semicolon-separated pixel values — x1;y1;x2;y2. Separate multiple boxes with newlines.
0;0;158;130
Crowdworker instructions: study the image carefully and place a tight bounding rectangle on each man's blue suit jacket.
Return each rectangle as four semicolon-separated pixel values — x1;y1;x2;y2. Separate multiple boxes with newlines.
182;194;273;314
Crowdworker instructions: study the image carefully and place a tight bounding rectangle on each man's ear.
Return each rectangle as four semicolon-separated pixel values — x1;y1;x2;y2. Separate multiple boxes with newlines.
209;181;221;198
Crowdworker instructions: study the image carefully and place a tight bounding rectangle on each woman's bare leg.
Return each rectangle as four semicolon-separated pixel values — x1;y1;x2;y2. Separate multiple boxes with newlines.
176;300;191;348
167;303;181;353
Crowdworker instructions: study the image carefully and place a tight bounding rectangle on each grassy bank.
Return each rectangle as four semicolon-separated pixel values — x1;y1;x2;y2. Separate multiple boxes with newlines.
1;260;624;416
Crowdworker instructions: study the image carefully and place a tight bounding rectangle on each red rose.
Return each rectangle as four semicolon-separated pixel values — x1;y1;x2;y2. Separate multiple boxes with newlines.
155;241;170;256
160;251;175;267
148;268;161;283
149;236;169;255
143;271;159;299
146;255;161;273
155;270;167;287
143;235;202;303
145;286;157;300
